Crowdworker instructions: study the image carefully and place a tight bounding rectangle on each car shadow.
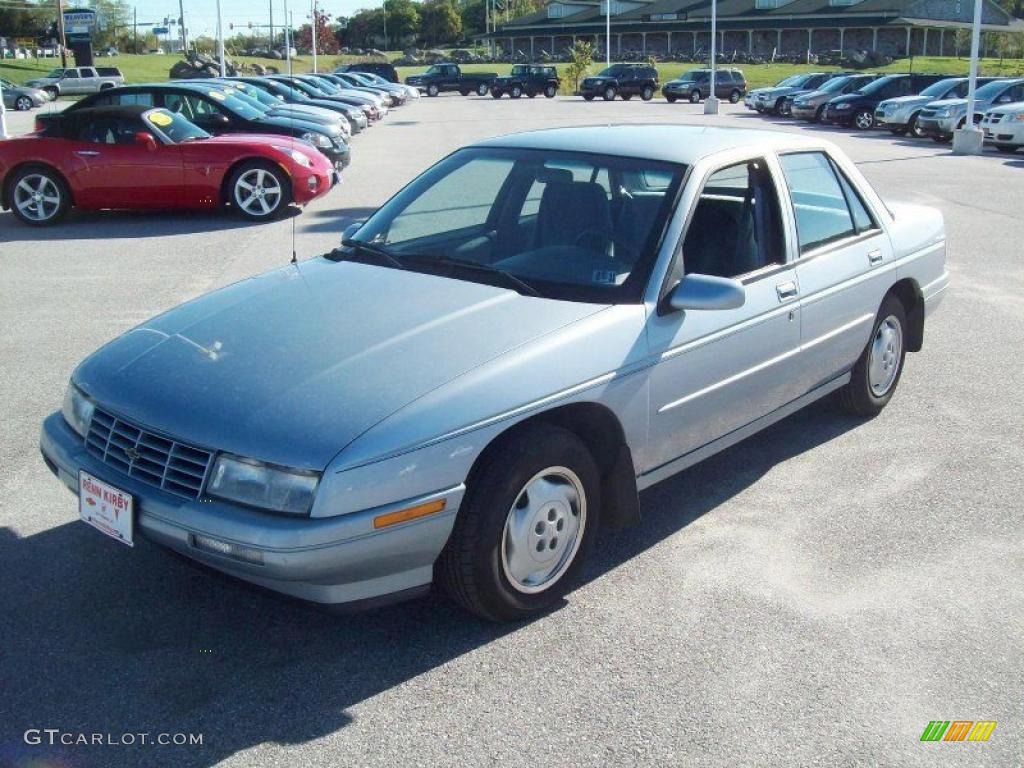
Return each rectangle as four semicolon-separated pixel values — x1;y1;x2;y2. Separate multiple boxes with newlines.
0;207;299;244
299;206;378;235
0;398;858;766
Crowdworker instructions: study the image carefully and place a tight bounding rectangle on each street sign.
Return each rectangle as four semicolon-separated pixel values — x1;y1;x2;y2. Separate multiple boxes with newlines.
153;27;169;35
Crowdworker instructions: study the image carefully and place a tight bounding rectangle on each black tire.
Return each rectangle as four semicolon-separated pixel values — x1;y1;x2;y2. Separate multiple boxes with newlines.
666;94;677;103
907;113;925;139
99;82;114;90
621;93;633;101
772;98;786;115
436;423;602;622
527;90;536;98
995;145;1018;153
641;86;654;101
582;94;594;101
476;82;489;96
689;89;701;103
7;164;70;226
458;88;469;97
227;160;292;221
603;86;616;101
837;294;908;417
932;134;951;144
729;89;741;104
511;84;522;99
15;95;33;111
544;84;556;98
490;89;503;99
852;108;875;131
426;83;439;97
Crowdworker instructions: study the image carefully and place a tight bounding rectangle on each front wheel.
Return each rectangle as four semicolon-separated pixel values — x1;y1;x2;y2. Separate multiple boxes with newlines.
8;165;69;226
603;86;616;101
837;294;907;417
908;113;926;139
641;86;654;101
582;94;594;101
689;89;701;103
666;94;677;103
43;86;58;100
852;108;875;130
995;145;1018;153
511;84;522;99
476;82;489;96
490;89;503;99
229;161;291;221
426;83;439;97
437;423;601;622
544;84;557;98
729;89;741;104
15;95;33;111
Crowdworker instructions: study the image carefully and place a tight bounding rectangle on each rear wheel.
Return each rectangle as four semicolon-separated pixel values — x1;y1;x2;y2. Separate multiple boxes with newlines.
544;84;557;98
852;108;875;130
43;86;58;100
689;89;701;103
511;84;523;99
995;145;1018;153
729;89;741;103
837;294;907;417
603;86;617;101
582;94;594;101
527;90;536;98
8;165;69;226
908;113;925;139
641;85;654;101
476;82;489;96
890;127;907;136
666;94;677;103
437;423;601;622
490;89;503;99
228;161;291;221
622;93;632;101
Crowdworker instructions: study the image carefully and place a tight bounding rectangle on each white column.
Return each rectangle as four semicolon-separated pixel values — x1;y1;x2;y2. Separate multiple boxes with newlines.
839;27;844;51
747;29;753;53
667;31;672;55
923;27;929;54
704;0;718;114
216;0;226;76
606;0;611;66
0;79;7;139
872;27;878;50
905;26;911;55
953;0;984;153
641;32;647;57
310;0;318;72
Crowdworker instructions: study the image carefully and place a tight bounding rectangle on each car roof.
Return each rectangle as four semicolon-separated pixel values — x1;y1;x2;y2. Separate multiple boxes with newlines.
61;104;155;120
475;125;829;166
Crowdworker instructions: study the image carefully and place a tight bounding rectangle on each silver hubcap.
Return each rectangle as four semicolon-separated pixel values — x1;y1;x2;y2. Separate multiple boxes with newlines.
856;112;873;129
501;467;586;594
13;174;60;221
17;97;31;110
235;168;282;216
868;315;903;397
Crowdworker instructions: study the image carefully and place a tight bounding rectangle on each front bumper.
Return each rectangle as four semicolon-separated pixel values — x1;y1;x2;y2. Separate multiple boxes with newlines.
822;105;854;125
983;120;1024;147
875;109;911;129
790;104;821;120
40;412;463;606
917;115;958;137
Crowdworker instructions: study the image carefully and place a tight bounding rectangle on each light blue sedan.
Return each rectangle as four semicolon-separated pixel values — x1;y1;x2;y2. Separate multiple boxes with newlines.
41;126;948;621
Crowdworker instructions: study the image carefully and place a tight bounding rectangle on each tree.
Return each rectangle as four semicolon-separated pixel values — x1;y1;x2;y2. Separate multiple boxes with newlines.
342;8;383;48
383;0;420;46
460;0;486;37
296;8;339;54
420;0;462;46
565;40;593;93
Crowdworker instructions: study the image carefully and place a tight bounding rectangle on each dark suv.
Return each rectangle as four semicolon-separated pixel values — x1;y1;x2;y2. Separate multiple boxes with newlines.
491;65;560;99
337;62;399;84
662;68;746;103
822;73;946;130
580;64;659;101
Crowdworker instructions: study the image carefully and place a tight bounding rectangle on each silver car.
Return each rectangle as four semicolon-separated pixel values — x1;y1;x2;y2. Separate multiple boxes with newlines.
1;77;47;110
875;76;998;138
981;101;1024;153
41;127;948;621
917;77;1024;142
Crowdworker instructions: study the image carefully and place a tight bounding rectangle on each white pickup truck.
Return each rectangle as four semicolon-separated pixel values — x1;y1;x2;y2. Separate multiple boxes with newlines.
24;66;124;98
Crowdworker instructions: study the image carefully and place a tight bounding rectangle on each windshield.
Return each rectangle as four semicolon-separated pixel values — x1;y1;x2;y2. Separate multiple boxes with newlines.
775;75;805;87
597;65;627;77
425;66;445;75
348;147;686;303
511;65;529;75
308;77;341;94
220;88;270;113
920;78;960;98
203;89;263;119
145;108;210;143
819;75;853;93
46;68;65;78
975;79;1017;100
860;76;901;94
234;82;282;106
678;70;707;82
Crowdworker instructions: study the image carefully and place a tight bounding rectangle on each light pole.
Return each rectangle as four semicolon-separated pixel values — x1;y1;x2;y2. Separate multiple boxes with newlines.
216;0;226;75
952;0;985;154
605;0;610;66
703;0;718;115
310;0;318;73
0;79;8;140
382;0;388;53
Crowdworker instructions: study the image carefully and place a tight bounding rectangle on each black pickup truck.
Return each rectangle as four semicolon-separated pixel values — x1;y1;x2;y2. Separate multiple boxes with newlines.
490;65;561;99
405;63;498;97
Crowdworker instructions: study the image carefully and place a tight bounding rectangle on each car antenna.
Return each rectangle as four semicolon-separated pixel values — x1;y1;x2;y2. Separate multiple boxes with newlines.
284;0;298;268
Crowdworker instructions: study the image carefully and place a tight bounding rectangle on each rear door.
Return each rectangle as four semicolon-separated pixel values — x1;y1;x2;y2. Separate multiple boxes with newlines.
643;156;803;473
778;151;892;394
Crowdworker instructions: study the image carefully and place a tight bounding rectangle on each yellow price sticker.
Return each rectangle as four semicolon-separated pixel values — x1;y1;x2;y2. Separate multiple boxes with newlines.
148;111;172;127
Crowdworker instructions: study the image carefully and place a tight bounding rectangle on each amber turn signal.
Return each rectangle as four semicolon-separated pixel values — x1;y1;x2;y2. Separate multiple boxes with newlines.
373;498;446;529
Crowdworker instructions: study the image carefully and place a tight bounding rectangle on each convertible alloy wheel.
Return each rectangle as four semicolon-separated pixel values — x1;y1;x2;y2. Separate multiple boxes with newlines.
15;95;33;111
10;169;67;226
853;109;875;130
230;163;289;220
838;294;907;417
500;468;586;594
437;422;601;621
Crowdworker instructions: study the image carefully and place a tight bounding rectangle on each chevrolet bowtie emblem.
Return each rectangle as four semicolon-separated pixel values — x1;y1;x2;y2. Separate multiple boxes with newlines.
124;447;141;462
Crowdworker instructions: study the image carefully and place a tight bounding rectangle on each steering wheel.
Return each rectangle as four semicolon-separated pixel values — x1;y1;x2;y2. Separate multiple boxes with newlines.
572;229;636;260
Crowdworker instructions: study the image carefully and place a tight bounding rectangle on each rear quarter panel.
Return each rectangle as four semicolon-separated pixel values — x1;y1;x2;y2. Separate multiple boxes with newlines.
0;137;84;208
886;201;948;313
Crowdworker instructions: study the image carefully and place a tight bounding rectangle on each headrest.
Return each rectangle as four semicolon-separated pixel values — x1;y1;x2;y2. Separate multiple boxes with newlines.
535;167;574;185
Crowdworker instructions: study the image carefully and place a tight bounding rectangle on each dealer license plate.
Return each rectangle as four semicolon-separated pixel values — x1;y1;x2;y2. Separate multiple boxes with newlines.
79;470;134;547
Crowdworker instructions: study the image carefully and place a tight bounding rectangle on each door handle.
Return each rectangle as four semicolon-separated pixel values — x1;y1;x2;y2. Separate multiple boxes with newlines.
74;150;100;156
868;249;884;265
776;281;799;302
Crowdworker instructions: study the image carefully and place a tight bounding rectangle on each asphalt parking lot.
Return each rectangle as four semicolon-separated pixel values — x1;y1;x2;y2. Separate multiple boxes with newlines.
1;95;1022;767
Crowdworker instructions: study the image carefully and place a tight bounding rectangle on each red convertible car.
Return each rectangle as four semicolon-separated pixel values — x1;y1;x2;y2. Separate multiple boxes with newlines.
0;105;335;225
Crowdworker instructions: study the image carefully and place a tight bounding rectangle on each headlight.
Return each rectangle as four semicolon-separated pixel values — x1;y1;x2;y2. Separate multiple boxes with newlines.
1009;113;1024;122
62;382;95;437
834;102;851;110
934;107;953;118
275;145;312;167
301;131;333;148
207;454;320;516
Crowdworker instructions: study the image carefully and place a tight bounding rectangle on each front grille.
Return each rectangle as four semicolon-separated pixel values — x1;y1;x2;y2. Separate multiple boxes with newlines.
85;408;213;499
987;112;1004;124
920;108;937;119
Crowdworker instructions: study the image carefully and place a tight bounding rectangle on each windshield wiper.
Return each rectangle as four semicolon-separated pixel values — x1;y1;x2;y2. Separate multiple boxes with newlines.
406;255;542;298
331;239;407;270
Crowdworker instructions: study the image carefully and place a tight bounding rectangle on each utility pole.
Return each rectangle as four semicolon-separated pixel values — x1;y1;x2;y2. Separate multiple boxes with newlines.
704;0;718;114
216;0;226;75
56;0;68;67
311;0;317;72
605;0;610;66
133;6;137;54
178;0;187;53
382;0;388;52
269;0;275;51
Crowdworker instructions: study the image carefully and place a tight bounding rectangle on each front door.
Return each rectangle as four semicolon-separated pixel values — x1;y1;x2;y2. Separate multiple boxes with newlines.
642;157;803;475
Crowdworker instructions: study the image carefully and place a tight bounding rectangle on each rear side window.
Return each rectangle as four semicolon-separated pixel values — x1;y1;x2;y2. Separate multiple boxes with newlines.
779;152;861;253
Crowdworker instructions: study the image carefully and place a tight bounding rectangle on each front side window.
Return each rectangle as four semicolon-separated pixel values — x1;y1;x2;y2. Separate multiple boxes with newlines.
76;117;139;145
779;152;876;253
682;159;784;279
350;148;686;302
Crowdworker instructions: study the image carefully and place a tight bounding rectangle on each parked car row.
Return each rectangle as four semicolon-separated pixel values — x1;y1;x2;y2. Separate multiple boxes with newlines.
0;71;421;226
745;71;1024;152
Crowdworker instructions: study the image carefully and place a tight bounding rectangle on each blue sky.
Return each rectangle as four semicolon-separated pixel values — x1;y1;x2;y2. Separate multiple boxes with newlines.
126;0;377;38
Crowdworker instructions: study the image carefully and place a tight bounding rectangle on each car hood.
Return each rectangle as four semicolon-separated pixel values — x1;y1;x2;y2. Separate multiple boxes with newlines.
74;259;608;470
255;114;340;136
881;95;931;107
926;98;969;110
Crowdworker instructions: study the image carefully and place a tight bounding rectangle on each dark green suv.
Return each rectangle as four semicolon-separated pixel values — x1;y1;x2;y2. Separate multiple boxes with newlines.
580;64;659;101
491;65;561;99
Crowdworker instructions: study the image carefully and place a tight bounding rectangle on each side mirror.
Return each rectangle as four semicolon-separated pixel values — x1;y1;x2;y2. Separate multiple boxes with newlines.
667;273;746;312
134;131;157;151
340;220;366;243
